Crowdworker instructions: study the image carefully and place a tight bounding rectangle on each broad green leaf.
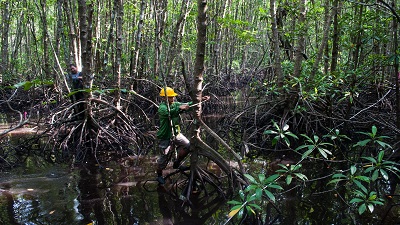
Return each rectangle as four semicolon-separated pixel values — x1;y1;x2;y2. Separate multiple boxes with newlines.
354;176;370;182
362;156;377;163
302;149;314;159
255;188;262;199
258;174;265;183
244;174;257;184
227;200;242;205
354;139;371;147
358;203;367;215
264;189;276;202
376;140;391;149
350;198;363;203
380;169;389;180
378;151;385;162
353;180;367;194
372;170;379;181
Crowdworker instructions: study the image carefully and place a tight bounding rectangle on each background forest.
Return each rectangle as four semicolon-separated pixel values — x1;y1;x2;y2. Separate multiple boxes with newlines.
0;0;400;224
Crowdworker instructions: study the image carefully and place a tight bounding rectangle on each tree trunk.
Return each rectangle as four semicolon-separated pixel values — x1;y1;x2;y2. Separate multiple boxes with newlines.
114;0;123;109
292;0;307;79
330;0;341;74
309;0;333;81
130;0;146;91
0;1;10;79
269;0;284;88
78;0;94;117
165;0;192;79
153;0;167;84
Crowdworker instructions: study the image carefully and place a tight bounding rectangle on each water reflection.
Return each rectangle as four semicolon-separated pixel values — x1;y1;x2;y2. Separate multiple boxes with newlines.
0;159;233;224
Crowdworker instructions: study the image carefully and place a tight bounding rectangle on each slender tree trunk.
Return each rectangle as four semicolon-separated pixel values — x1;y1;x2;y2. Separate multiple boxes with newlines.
65;0;80;66
130;0;146;91
114;0;123;109
0;1;10;79
309;0;333;80
269;0;284;88
293;0;307;79
330;0;341;74
153;0;167;84
187;0;208;200
38;0;51;78
165;0;191;78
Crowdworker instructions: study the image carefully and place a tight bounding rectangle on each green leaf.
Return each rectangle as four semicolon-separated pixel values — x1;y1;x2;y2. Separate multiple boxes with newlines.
248;204;262;210
264;130;278;135
376;140;391;149
332;173;347;179
227;200;242;205
258;174;265;183
353;180;367;194
371;125;377;136
265;174;280;182
302;149;314;159
379;169;389;180
350;198;363;203
255;188;262;199
354;139;371;147
372;170;379;181
244;174;257;184
351;166;357;175
286;175;292;185
378;151;385;162
359;203;367;215
362;156;377;164
355;176;370;183
264;189;276;202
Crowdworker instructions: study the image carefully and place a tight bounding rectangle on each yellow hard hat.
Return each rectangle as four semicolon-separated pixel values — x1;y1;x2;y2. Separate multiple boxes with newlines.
159;87;178;97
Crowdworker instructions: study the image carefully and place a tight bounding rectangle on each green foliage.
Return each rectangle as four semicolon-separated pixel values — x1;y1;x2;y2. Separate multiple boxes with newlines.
362;150;400;181
263;120;298;147
12;79;53;91
328;149;399;215
227;173;283;220
275;163;308;185
353;125;391;149
350;190;384;215
295;134;333;159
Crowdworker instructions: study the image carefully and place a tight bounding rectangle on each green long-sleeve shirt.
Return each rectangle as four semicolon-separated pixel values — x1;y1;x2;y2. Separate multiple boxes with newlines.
156;101;191;140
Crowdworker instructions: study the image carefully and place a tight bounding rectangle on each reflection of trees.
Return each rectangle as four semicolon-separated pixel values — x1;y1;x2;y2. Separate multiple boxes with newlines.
156;185;227;225
77;164;105;224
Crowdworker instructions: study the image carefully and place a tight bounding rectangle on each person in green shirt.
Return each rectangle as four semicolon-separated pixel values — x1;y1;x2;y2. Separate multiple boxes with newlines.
156;86;209;184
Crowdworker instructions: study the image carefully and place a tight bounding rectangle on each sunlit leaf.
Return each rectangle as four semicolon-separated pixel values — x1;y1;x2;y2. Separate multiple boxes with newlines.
228;206;242;218
380;169;389;180
351;166;357;175
367;204;374;213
